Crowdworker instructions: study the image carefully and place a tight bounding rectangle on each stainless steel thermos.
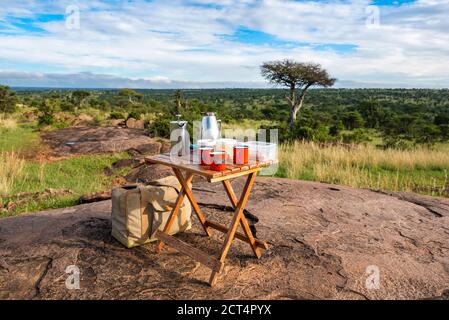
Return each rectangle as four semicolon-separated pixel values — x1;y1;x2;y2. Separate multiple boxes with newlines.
170;114;188;156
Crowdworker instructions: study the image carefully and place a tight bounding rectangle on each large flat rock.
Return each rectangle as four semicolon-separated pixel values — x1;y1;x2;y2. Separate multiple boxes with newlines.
1;178;448;300
41;127;163;156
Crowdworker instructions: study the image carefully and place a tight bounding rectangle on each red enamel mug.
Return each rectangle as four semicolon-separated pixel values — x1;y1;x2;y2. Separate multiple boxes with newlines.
210;151;227;171
233;145;249;165
199;147;214;165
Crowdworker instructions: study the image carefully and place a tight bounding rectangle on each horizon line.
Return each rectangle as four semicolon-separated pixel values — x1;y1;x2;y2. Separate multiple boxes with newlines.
8;86;449;91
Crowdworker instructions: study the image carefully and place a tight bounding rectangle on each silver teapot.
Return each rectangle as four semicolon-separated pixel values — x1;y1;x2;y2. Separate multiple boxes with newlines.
201;112;222;142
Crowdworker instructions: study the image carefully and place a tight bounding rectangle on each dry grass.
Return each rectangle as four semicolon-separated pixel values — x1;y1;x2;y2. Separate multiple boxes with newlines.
278;141;449;196
0;152;25;195
0;115;18;130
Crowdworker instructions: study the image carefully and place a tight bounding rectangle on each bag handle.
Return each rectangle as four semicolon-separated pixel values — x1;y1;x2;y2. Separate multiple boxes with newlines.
147;176;183;194
139;187;151;237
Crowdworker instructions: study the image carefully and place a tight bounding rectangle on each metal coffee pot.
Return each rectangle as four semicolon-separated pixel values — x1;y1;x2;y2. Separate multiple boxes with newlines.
201;112;222;142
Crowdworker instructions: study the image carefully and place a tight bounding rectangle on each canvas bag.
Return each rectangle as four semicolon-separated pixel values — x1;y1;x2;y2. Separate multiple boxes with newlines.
111;176;192;248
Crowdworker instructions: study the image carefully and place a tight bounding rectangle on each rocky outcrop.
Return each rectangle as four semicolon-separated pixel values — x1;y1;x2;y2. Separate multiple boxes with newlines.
41;127;164;156
1;178;448;300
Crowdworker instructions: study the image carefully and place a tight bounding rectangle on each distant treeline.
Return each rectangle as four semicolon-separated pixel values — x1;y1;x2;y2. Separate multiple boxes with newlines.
2;86;449;148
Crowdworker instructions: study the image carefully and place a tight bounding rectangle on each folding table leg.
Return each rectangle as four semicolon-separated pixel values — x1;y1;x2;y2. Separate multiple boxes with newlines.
209;172;257;286
222;179;261;259
173;168;212;237
157;173;193;252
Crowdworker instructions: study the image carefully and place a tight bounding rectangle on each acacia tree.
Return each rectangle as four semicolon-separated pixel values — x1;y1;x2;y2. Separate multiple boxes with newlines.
118;88;143;105
261;59;336;129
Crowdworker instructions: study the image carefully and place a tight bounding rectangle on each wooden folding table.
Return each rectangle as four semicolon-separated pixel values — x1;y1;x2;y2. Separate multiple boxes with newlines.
145;153;272;286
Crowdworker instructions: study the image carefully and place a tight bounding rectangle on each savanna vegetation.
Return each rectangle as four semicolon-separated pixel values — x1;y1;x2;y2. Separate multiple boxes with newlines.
5;85;449;148
1;83;449;216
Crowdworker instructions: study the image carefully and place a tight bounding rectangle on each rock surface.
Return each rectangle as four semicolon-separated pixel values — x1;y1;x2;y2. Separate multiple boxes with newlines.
124;164;173;184
1;178;449;300
41;127;163;156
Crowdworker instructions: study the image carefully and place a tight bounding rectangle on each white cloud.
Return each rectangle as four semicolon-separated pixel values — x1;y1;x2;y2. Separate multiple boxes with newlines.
0;0;448;87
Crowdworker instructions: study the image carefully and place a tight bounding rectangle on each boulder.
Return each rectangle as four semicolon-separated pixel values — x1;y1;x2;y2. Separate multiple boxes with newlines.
124;164;172;184
126;118;145;129
72;113;94;126
1;178;449;300
132;142;162;155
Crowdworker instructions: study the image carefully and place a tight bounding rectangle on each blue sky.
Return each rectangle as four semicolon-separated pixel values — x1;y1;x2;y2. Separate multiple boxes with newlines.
0;0;448;88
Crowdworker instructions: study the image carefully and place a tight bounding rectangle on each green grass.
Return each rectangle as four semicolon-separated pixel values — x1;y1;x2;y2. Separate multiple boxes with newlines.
1;153;130;217
1;124;132;217
10;154;128;194
0;124;39;153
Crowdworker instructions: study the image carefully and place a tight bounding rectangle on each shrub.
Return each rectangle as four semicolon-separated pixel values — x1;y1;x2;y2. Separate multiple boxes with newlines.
381;138;415;150
37;99;59;127
38;114;55;126
295;126;315;140
146;115;171;139
60;101;75;112
341;129;372;145
52;120;70;129
127;111;142;120
291;120;330;142
109;112;125;120
329;121;344;136
415;124;440;145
